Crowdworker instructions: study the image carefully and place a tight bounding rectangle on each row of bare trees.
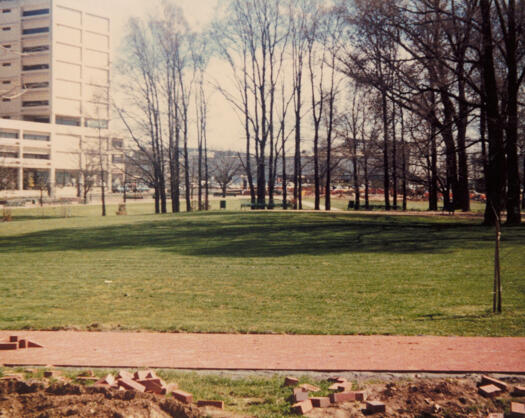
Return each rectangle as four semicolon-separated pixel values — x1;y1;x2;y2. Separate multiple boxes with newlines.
116;1;210;214
338;0;524;226
116;0;524;225
210;0;523;224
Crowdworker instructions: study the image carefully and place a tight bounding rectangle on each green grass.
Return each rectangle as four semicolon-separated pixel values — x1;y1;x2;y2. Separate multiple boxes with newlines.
0;207;524;336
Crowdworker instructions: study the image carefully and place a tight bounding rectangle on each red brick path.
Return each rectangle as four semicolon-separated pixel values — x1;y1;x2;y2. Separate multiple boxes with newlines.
1;332;524;373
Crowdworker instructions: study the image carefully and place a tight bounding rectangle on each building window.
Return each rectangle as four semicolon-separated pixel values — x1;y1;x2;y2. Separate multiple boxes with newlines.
22;8;50;17
24;81;49;89
0;131;19;139
23;153;50;160
2;63;11;67
24;133;50;141
112;155;124;164
2;27;11;31
22;64;49;71
3;45;11;49
112;139;123;149
85;119;108;129
22;45;49;53
22;100;49;107
2;81;10;85
0;151;18;158
23;116;49;123
56;116;80;126
2;9;11;14
2;98;11;102
22;27;49;35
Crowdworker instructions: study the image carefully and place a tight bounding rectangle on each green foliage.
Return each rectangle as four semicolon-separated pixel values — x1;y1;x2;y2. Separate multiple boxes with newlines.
0;209;523;336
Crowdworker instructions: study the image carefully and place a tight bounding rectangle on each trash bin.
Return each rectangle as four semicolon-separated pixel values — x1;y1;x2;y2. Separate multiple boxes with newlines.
220;200;226;209
348;200;355;209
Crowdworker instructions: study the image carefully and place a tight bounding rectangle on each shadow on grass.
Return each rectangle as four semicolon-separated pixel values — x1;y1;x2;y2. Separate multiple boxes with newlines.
415;312;493;321
0;212;523;258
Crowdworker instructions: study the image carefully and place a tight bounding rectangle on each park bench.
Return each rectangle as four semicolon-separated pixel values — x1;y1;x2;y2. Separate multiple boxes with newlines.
347;201;399;211
241;201;290;210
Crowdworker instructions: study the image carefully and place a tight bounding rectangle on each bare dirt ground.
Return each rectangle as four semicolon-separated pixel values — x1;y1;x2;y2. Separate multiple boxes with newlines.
1;374;524;417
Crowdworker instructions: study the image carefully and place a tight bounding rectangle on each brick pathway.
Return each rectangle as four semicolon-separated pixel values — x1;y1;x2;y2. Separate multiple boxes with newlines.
1;332;524;373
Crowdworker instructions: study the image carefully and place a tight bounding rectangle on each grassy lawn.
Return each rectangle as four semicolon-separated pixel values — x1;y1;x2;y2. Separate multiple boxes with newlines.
0;206;524;336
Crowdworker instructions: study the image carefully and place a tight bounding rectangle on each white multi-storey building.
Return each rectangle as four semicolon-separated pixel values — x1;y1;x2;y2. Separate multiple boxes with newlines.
0;0;123;197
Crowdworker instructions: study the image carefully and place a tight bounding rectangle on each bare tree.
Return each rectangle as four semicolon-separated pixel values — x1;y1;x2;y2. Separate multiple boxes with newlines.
212;154;241;197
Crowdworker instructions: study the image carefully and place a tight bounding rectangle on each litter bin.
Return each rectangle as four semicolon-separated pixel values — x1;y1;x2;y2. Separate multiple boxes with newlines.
220;200;226;209
348;200;355;209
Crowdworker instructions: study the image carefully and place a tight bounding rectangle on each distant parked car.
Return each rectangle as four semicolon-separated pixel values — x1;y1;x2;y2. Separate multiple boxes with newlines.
136;184;150;192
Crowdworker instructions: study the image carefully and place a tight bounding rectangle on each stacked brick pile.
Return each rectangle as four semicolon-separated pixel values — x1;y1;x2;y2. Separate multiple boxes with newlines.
478;375;525;417
92;369;224;410
0;335;42;350
285;376;385;415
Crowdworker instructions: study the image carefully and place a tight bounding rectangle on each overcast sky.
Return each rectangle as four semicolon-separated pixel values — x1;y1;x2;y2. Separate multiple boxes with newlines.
71;0;242;151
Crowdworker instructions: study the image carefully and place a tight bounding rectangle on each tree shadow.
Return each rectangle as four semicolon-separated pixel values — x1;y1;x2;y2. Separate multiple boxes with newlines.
0;212;523;258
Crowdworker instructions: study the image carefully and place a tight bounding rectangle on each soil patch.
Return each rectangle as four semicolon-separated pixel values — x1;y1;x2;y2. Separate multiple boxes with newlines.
0;379;202;418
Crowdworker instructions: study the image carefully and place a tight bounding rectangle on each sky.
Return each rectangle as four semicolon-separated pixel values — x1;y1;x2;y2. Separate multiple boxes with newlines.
74;0;242;151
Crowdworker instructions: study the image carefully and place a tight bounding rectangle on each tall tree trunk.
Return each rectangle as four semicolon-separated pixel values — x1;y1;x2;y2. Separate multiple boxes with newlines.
456;77;471;212
314;131;320;210
504;0;521;225
364;154;369;209
100;171;106;217
294;105;302;210
204;127;209;210
480;0;507;226
198;139;203;211
184;125;191;212
353;139;360;210
400;107;407;211
392;101;397;208
381;90;390;209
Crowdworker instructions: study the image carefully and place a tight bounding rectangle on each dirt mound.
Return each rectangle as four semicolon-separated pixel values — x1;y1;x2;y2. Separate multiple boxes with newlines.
0;380;202;418
307;378;517;417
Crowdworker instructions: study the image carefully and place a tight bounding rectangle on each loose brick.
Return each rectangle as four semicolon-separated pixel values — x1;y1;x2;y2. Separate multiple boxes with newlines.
479;384;503;398
117;370;134;380
481;375;509;392
197;400;224;409
138;379;166;394
511;402;525;418
284;376;299;387
117;377;146;392
298;383;320;393
310;397;331;408
366;400;386;414
0;343;18;350
291;399;313;415
330;391;359;404
134;370;150;381
27;340;43;348
166;383;179;393
95;374;116;387
8;336;18;342
293;387;309;402
328;382;352;392
352;391;366;401
513;386;525;396
172;390;193;404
